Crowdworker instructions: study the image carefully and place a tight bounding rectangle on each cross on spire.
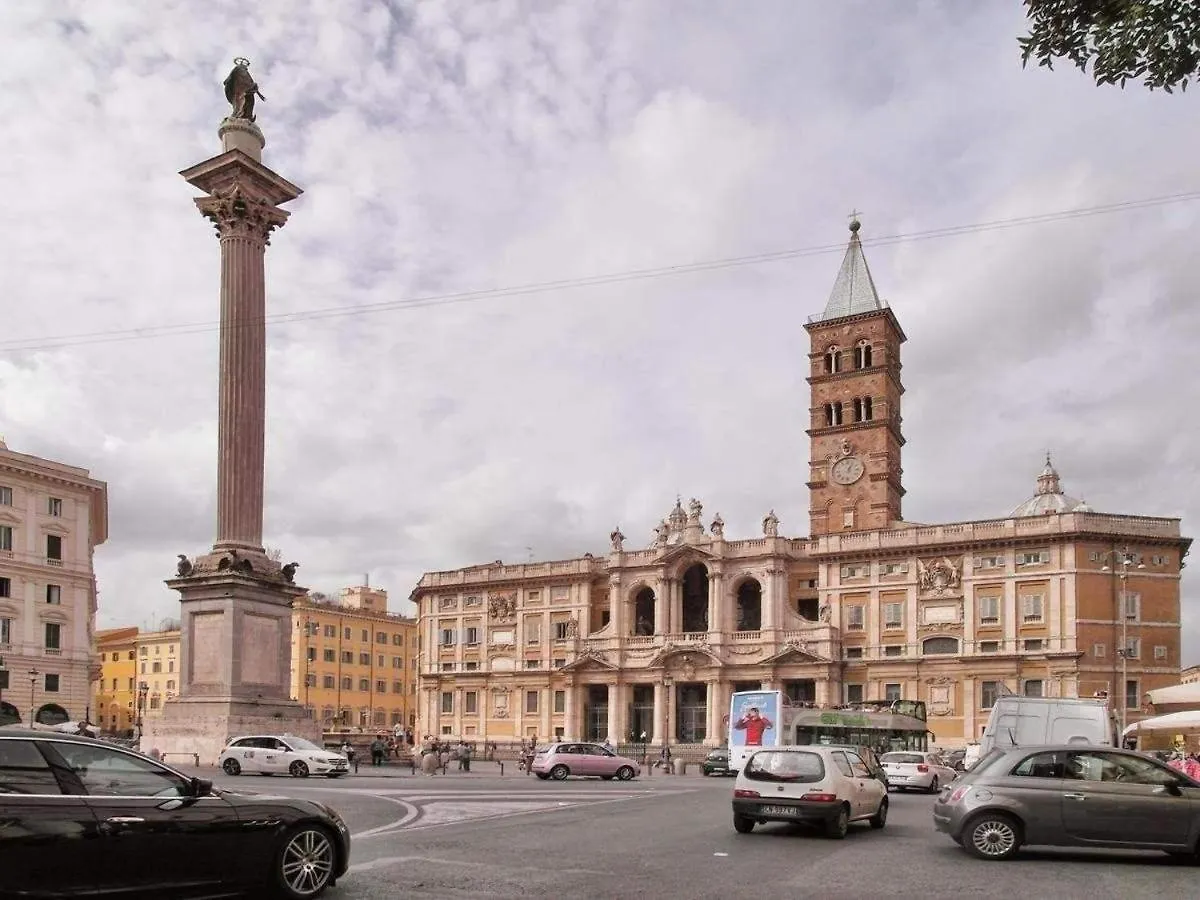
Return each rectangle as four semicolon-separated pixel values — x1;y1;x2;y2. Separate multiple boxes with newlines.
847;209;862;233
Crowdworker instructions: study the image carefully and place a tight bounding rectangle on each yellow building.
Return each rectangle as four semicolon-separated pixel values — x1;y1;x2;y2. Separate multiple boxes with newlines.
290;585;418;733
92;626;139;735
135;627;181;728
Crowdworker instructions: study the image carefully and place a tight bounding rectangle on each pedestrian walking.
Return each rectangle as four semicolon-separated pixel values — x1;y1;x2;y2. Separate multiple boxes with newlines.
341;741;358;774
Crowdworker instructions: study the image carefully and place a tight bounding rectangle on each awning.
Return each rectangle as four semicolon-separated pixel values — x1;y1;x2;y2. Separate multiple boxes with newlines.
1122;709;1200;737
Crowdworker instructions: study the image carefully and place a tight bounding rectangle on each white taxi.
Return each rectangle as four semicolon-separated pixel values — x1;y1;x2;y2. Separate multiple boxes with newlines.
732;745;888;839
218;734;350;778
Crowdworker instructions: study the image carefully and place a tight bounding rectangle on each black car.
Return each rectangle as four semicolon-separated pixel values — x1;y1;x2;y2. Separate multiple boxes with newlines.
0;728;350;898
702;746;733;776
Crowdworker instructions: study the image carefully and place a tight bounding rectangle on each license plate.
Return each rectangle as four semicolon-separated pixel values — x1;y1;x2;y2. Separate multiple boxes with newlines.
761;805;796;816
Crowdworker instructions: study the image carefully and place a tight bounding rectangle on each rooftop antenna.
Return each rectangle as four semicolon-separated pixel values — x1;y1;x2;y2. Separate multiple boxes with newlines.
364;573;369;588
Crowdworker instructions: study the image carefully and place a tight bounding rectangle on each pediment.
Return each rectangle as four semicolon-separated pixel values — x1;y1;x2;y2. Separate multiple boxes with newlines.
657;543;715;565
559;651;618;673
647;644;722;670
762;641;830;666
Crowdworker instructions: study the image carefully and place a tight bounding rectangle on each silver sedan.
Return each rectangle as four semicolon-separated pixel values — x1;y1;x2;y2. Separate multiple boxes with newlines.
932;744;1200;861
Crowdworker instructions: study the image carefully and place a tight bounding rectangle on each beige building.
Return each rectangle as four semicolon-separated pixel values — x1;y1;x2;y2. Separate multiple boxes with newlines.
411;223;1191;749
135;627;181;728
0;438;108;726
290;585;418;733
1182;665;1200;685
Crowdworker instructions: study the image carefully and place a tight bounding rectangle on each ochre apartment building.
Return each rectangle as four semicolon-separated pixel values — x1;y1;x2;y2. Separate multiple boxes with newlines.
93;626;139;734
411;221;1191;749
290;584;418;732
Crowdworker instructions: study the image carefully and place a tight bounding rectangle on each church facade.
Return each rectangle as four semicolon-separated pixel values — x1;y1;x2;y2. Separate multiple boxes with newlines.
411;223;1191;749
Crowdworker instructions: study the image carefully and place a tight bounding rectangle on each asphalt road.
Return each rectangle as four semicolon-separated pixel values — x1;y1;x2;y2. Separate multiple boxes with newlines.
191;765;1198;899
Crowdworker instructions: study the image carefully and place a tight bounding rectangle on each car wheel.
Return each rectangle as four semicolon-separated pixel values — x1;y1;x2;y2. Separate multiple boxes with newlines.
825;805;850;840
615;766;635;781
550;764;570;781
222;758;241;776
289;760;311;779
928;776;940;794
963;812;1023;861
733;814;755;834
274;824;336;899
869;797;888;829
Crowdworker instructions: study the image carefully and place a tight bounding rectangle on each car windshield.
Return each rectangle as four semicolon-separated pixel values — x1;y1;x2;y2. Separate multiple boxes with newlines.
881;753;924;765
744;751;824;783
286;737;323;751
966;749;1005;773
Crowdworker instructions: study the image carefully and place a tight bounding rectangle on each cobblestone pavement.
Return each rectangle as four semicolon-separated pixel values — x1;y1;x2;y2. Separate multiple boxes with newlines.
184;768;1200;900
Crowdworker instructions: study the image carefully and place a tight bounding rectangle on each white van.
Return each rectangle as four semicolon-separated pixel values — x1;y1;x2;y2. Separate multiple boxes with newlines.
979;697;1117;756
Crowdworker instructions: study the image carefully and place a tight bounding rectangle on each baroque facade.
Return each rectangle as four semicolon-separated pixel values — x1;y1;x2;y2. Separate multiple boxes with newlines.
0;438;108;727
411;222;1191;749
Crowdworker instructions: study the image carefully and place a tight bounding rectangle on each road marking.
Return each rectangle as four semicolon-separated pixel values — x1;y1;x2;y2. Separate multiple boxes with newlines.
349;853;612;877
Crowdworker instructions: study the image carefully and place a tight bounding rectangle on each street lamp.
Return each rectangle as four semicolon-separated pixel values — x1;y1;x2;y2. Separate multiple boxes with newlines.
1101;546;1146;737
135;681;149;739
0;654;6;722
28;668;39;726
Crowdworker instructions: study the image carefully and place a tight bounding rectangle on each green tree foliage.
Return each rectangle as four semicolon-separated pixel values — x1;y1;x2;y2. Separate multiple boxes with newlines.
1019;0;1200;91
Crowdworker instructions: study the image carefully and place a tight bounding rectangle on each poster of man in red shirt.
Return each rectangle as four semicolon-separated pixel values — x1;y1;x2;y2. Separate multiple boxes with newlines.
734;706;773;745
729;691;780;749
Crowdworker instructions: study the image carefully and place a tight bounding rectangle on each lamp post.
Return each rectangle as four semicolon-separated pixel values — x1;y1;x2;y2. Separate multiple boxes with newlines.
28;668;39;726
1100;546;1146;737
663;675;674;750
135;681;149;739
0;654;6;721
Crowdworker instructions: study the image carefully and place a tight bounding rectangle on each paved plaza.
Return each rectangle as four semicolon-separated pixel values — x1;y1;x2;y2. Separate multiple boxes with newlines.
182;764;1197;899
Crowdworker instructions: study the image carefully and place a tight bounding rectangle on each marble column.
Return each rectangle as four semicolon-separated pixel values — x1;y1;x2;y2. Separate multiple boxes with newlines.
707;573;723;634
607;683;620;742
654;579;667;635
705;679;718;743
609;576;623;637
652;682;665;744
562;683;575;739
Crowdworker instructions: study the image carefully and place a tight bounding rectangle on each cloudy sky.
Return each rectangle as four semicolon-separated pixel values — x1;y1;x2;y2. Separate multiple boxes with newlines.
1;1;1196;659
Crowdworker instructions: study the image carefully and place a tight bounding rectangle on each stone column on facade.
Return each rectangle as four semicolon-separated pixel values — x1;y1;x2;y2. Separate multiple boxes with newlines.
652;681;665;745
563;681;576;740
654;579;667;635
606;682;620;743
761;569;776;632
609;575;623;638
672;580;684;635
705;679;718;744
540;689;552;739
707;572;723;635
454;687;464;737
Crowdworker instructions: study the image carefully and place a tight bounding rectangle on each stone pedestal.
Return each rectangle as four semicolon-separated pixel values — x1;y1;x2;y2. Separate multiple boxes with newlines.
218;117;265;162
143;550;320;765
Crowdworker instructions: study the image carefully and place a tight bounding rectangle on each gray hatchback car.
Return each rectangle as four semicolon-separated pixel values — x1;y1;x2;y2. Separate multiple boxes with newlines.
933;744;1200;861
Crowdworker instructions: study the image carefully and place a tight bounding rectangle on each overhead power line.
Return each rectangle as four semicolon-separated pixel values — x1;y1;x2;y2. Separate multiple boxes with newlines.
2;190;1196;354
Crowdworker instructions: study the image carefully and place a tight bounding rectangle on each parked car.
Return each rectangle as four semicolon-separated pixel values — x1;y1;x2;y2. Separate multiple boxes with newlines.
219;734;351;778
702;746;733;776
731;745;888;839
933;744;1200;861
0;728;350;898
531;742;641;780
880;751;957;793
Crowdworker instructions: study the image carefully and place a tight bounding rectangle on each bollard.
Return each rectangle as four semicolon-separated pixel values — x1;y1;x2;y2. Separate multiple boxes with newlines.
499;762;505;776
192;753;199;767
410;758;416;775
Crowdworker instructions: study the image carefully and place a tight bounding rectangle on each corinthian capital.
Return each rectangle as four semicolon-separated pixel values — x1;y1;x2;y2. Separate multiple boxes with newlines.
195;184;290;244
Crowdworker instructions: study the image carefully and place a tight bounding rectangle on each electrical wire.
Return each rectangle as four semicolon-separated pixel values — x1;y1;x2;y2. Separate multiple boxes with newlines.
2;190;1196;354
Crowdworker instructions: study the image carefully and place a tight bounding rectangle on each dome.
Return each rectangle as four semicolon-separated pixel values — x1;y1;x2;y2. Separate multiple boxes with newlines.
1009;454;1094;517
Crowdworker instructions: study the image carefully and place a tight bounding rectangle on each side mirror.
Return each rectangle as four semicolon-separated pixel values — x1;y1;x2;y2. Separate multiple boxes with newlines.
190;777;213;798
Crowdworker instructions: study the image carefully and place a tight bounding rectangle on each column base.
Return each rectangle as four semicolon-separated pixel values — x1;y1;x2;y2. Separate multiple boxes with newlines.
141;696;320;767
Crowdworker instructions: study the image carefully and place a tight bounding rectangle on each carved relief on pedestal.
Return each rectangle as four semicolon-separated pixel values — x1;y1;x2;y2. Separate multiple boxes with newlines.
491;685;511;718
488;591;517;623
916;557;962;597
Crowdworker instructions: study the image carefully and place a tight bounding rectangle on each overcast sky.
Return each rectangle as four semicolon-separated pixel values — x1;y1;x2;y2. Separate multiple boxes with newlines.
1;1;1195;661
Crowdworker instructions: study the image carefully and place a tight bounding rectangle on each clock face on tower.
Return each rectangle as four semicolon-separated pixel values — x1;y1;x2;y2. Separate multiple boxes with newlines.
830;455;865;486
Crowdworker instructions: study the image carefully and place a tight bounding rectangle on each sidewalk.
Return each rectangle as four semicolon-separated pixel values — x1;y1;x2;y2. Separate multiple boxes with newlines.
321;759;706;778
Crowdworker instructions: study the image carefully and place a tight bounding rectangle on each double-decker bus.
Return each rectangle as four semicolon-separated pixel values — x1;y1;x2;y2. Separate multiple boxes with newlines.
728;690;932;772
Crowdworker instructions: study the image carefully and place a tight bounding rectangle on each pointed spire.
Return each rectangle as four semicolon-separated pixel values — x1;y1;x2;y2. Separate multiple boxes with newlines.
816;215;883;322
1037;453;1062;496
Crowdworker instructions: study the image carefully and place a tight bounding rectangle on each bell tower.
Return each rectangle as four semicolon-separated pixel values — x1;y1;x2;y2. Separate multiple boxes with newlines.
804;218;906;536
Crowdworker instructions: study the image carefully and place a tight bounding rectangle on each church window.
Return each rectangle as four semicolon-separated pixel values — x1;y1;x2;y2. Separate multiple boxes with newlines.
824;346;841;374
824;402;843;427
854;340;873;368
852;397;873;422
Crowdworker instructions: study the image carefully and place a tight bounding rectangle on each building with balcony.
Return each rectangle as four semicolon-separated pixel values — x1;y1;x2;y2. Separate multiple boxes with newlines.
92;626;139;735
135;627;181;727
0;438;108;726
410;221;1191;749
290;584;418;733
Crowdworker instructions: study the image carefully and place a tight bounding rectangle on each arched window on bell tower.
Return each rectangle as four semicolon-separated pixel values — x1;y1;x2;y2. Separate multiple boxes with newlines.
854;340;873;369
824;402;843;427
824;345;841;374
853;397;873;423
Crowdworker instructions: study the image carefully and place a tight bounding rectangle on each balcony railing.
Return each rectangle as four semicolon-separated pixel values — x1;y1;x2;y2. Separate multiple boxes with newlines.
46;558;63;567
